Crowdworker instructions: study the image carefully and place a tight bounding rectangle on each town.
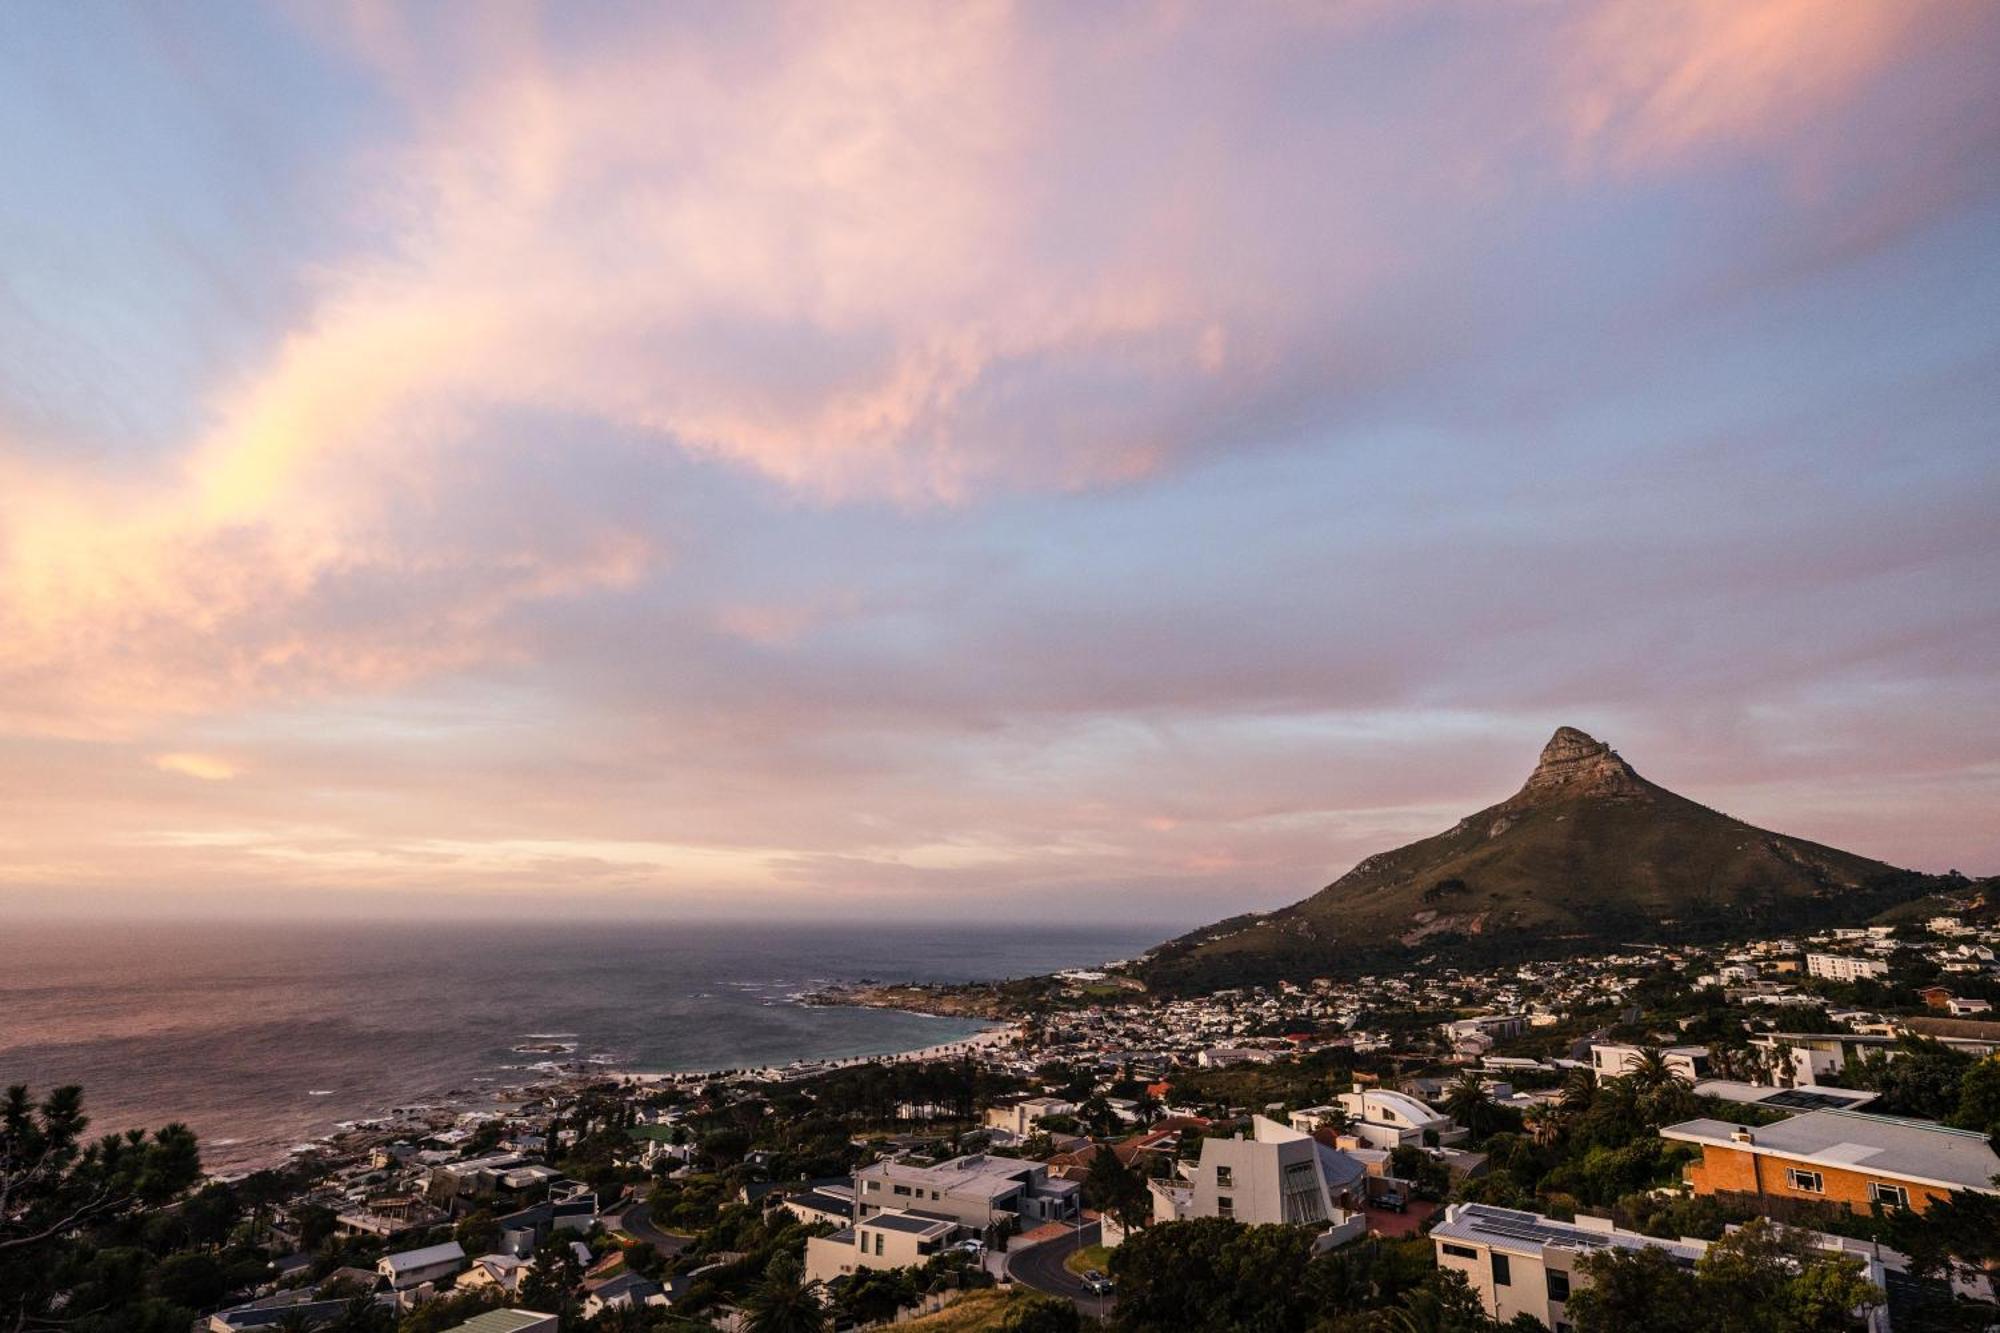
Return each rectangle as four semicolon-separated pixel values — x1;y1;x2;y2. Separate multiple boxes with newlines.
8;896;1998;1333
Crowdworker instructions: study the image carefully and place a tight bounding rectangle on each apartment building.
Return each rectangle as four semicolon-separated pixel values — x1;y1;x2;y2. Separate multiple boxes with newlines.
1152;1115;1367;1231
1662;1109;2000;1215
1806;954;1890;983
1431;1203;1894;1333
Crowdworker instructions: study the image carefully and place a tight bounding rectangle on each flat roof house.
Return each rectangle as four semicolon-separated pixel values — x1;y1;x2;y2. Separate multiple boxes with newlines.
1662;1109;2000;1215
804;1208;959;1285
1432;1203;1894;1333
852;1152;1079;1232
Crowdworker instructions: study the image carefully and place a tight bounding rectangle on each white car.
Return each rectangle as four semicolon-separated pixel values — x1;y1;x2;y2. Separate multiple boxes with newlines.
1082;1269;1114;1296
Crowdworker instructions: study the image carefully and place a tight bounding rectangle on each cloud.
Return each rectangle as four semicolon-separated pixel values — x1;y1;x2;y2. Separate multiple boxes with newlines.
153;752;238;781
0;2;1995;915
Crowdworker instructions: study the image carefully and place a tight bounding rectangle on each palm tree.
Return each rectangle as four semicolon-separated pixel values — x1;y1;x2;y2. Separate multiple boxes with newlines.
742;1253;829;1333
1523;1101;1563;1148
1626;1047;1677;1097
1560;1067;1596;1111
1442;1072;1494;1137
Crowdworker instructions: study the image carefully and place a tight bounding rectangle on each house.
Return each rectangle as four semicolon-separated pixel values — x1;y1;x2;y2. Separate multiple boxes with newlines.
781;1186;854;1228
983;1096;1077;1138
1919;986;1956;1011
378;1239;467;1290
1589;1043;1709;1084
1805;953;1890;983
1335;1088;1465;1150
805;1209;960;1284
1948;998;1993;1017
1431;1202;1895;1333
208;1300;355;1332
580;1272;667;1318
851;1152;1079;1232
454;1253;532;1296
1152;1115;1367;1235
1689;1080;1877;1114
1662;1109;2000;1215
440;1313;560;1333
1288;1105;1342;1134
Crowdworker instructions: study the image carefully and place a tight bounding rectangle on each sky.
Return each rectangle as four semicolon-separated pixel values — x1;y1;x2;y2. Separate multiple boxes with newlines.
1;1;1997;924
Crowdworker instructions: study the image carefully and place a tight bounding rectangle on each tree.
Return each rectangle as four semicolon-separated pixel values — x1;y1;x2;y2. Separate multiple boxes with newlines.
1110;1216;1316;1332
1;1084;203;1331
1377;1269;1507;1333
519;1233;584;1313
295;1202;339;1252
1567;1244;1702;1333
150;1251;227;1310
1522;1102;1563;1148
1443;1073;1496;1138
1083;1145;1151;1234
1950;1056;2000;1138
740;1252;828;1333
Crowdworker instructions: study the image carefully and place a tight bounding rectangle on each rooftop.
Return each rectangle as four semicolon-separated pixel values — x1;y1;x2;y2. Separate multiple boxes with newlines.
1661;1110;2000;1193
444;1313;560;1333
863;1209;958;1237
1431;1203;1705;1264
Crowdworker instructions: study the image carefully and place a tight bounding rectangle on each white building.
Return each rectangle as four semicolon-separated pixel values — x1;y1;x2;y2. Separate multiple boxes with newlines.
1335;1088;1465;1150
1589;1044;1710;1084
853;1152;1079;1232
378;1240;466;1291
1152;1115;1366;1235
1432;1203;1894;1333
805;1209;960;1284
983;1096;1077;1139
1806;954;1890;983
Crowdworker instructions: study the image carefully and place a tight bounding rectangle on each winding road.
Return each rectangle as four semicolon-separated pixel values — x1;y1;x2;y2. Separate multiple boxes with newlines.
1004;1219;1113;1319
613;1200;693;1259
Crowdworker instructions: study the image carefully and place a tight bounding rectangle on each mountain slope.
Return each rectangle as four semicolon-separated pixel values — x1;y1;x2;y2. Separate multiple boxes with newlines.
1139;727;1941;993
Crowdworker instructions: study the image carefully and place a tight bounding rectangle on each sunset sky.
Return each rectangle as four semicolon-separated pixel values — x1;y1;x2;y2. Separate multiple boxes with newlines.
3;1;1996;922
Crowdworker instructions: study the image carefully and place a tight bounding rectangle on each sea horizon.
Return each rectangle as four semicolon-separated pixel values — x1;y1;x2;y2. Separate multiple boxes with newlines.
0;917;1173;1174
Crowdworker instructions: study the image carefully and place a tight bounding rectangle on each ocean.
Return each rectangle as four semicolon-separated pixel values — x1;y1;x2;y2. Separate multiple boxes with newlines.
0;919;1163;1174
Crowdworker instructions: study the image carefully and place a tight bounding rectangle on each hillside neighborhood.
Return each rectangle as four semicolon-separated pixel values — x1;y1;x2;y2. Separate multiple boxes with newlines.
9;894;1999;1333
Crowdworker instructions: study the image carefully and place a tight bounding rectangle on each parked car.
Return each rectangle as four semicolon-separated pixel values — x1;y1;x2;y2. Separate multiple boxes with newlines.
1082;1269;1114;1296
1377;1187;1408;1213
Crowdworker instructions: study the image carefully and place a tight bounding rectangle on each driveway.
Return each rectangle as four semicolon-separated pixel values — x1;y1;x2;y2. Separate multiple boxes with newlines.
1004;1219;1112;1319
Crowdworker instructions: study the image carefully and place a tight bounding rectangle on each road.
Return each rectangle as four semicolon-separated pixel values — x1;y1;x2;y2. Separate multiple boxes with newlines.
1004;1219;1112;1320
613;1200;693;1259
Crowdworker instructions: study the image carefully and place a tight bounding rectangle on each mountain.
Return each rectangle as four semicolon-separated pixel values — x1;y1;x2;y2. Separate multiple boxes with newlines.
1138;727;1943;993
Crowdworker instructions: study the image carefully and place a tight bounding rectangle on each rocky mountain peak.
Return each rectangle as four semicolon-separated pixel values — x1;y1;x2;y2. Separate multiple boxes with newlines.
1517;726;1645;800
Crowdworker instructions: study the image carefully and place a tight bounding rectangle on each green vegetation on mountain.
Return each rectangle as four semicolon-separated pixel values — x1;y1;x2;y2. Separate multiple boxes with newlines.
1141;727;1946;993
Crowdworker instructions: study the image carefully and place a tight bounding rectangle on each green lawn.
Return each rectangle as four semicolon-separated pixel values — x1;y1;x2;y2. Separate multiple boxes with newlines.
1063;1243;1114;1276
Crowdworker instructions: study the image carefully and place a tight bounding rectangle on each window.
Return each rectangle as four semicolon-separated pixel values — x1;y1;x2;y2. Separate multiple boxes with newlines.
893;1184;912;1196
1215;1165;1233;1187
874;1233;884;1256
1442;1244;1478;1260
1785;1169;1824;1194
1492;1253;1511;1287
1869;1182;1909;1208
1547;1270;1571;1302
1217;1195;1234;1219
